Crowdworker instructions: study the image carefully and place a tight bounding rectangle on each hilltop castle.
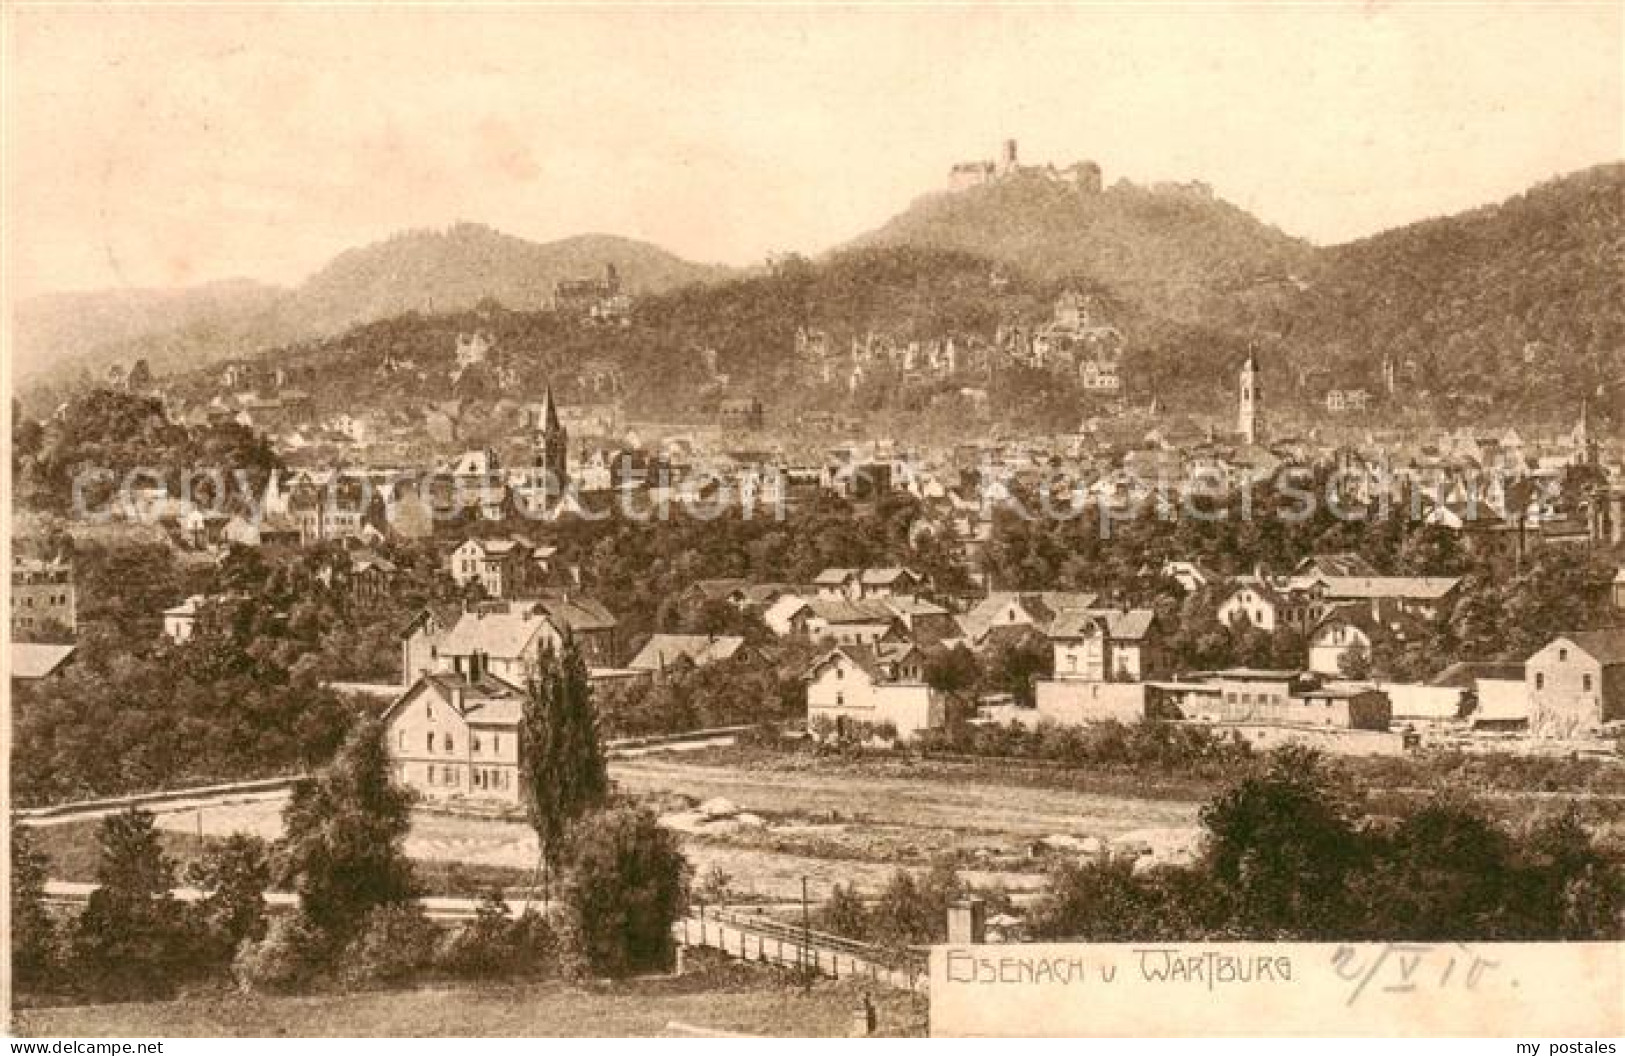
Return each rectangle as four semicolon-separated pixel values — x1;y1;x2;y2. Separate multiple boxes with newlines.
947;139;1103;193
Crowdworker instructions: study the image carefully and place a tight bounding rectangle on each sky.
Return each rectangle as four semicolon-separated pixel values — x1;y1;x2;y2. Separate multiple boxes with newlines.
5;2;1622;299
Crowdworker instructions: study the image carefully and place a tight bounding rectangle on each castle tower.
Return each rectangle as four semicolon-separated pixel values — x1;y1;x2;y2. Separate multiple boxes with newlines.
534;385;569;494
1239;350;1263;445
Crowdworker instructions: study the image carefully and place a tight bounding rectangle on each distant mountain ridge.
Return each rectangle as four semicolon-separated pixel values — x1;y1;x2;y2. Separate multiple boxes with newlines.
13;224;732;390
16;164;1621;430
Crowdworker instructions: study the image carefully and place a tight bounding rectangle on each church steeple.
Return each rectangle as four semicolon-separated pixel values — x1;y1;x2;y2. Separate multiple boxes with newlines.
534;385;568;494
1239;349;1262;446
539;385;562;434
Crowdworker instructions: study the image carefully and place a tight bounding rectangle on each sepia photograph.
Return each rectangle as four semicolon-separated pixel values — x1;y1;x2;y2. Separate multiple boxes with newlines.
3;0;1623;1042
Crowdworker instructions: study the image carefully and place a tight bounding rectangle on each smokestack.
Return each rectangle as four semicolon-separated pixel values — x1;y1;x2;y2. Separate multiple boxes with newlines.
1002;139;1017;170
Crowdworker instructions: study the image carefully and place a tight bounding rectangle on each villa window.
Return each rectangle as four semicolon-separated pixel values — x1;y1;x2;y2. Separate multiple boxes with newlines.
1536;673;1545;690
472;734;482;753
443;733;454;752
426;732;434;752
1559;649;1568;662
1583;674;1593;693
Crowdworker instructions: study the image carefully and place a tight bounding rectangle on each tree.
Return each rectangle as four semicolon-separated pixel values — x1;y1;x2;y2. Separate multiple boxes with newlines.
1521;810;1625;941
1029;858;1164;942
10;823;56;989
871;869;936;948
820;882;870;940
1337;640;1373;681
1348;802;1520;941
185;832;272;960
519;636;609;892
980;627;1052;707
564;806;689;977
1198;747;1366;938
925;644;980;697
70;808;190;998
277;719;414;942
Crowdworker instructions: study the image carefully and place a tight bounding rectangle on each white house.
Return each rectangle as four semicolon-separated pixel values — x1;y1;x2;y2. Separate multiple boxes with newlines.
381;671;524;803
163;596;206;643
1526;630;1625;737
427;599;616;684
447;536;541;598
1218;578;1311;633
803;643;943;740
1048;609;1158;681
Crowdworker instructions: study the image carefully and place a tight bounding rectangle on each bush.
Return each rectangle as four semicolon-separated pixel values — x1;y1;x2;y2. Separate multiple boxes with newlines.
339;903;441;988
233;912;327;994
565;806;690;977
506;908;560;978
437;890;559;980
819;882;870;940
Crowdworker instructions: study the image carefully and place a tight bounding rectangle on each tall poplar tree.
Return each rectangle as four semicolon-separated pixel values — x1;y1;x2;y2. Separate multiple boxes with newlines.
519;634;610;897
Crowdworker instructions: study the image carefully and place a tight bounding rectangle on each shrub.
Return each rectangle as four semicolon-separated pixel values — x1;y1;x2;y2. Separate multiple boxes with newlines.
339;903;441;988
233;912;326;994
435;890;559;980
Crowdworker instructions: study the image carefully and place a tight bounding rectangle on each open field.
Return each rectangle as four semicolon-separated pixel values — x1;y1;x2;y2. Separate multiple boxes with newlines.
26;751;1209;901
16;961;927;1037
613;754;1206;841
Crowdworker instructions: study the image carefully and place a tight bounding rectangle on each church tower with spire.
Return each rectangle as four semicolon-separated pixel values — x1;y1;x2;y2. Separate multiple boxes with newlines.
1239;349;1263;445
534;386;569;494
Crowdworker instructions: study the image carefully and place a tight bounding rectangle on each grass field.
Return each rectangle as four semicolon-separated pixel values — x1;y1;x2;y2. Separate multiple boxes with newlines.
26;750;1208;903
15;965;927;1037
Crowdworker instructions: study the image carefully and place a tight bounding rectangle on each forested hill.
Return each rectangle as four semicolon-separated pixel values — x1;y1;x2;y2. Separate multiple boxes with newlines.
283;225;732;335
159;246;1100;426
14;224;732;396
1282;163;1625;418
846;174;1314;323
56;166;1624;434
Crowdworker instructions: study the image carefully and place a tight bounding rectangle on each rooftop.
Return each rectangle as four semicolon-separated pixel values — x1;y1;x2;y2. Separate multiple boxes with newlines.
627;634;748;672
11;642;76;680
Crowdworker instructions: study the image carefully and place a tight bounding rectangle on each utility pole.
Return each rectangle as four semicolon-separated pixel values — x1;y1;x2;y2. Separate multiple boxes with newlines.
801;875;812;992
